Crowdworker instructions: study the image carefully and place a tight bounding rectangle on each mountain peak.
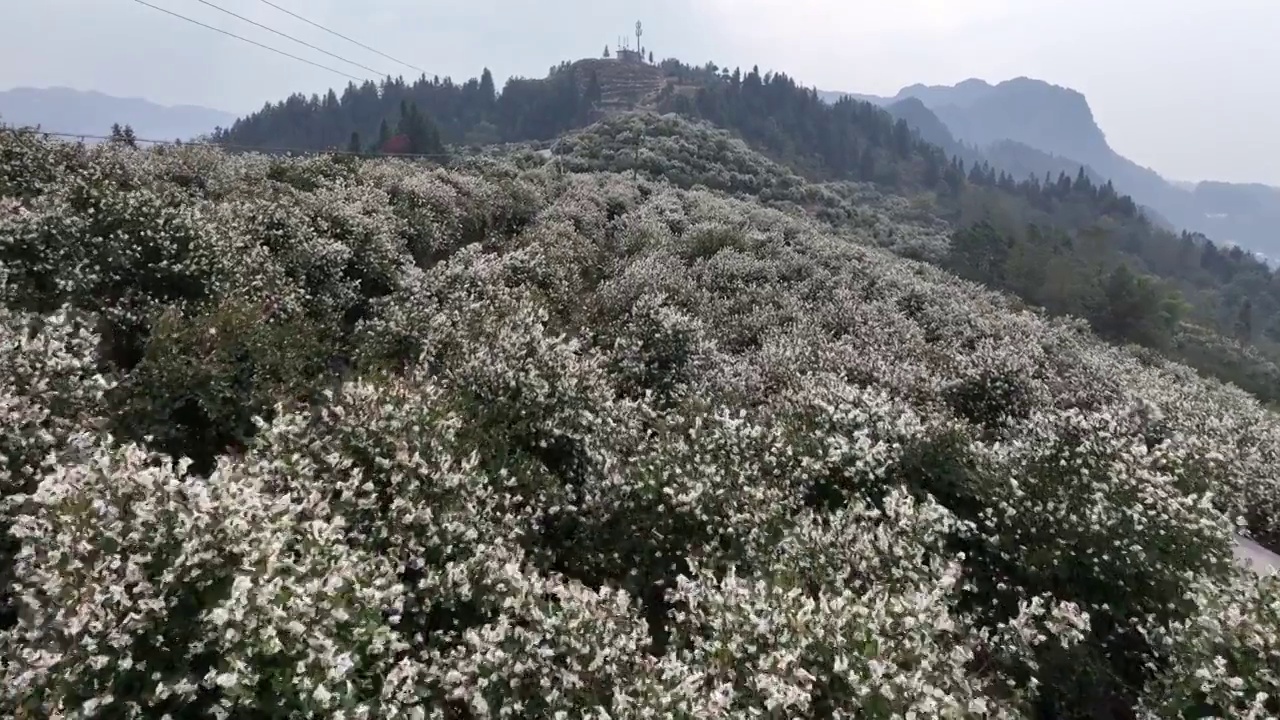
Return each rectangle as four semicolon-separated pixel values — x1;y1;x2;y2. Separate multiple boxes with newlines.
891;76;1108;166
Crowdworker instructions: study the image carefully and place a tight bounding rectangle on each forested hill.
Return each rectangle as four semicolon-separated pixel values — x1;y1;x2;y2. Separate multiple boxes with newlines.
212;57;1280;405
212;58;666;154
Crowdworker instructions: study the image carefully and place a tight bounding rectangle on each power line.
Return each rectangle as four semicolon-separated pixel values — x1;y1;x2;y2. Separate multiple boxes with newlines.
2;127;455;160
130;0;363;82
189;0;387;78
254;0;427;75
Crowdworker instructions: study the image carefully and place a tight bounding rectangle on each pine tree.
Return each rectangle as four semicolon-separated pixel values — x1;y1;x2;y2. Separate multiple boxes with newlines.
396;101;445;157
347;131;362;155
1236;299;1254;343
603;45;611;58
109;123;137;148
585;70;603;106
479;68;497;106
377;118;391;150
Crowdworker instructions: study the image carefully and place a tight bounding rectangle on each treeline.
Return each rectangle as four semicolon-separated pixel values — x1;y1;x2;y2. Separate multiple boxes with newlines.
657;62;948;189
947;220;1184;349
946;172;1280;403
212;64;597;153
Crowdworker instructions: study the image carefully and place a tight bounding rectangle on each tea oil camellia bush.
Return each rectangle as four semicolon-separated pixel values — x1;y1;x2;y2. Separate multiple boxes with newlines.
3;128;1280;719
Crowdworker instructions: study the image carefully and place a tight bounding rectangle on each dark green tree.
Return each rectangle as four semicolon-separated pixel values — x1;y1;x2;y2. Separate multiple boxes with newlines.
479;68;497;105
949;221;1013;285
1091;264;1180;349
377;118;391;151
584;70;603;111
397;100;445;156
109;123;137;148
1236;298;1254;343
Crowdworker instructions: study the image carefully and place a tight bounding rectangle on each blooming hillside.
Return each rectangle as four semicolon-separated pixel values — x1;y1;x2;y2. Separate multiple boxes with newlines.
2;131;1280;718
551;112;954;258
553;112;1280;411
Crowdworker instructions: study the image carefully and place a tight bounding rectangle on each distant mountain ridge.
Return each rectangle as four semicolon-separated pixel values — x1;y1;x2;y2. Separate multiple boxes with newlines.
0;86;236;142
821;78;1280;257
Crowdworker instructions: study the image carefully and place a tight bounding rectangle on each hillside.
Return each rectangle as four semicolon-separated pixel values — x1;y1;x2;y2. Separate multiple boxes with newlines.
5;122;1280;718
884;97;961;153
0;86;236;141
201;58;1280;407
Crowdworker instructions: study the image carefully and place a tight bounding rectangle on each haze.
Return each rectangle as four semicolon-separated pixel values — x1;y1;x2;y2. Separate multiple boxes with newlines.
3;0;1278;185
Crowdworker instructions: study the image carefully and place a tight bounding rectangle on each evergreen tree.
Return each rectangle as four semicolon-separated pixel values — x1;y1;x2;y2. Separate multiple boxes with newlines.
109;123;137;148
603;45;611;58
377;118;391;151
479;68;497;105
949;221;1012;284
584;70;603;108
396;100;445;156
347;131;362;155
1236;298;1254;342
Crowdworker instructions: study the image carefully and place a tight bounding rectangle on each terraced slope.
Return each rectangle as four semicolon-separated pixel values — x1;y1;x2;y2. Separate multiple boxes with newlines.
570;58;667;114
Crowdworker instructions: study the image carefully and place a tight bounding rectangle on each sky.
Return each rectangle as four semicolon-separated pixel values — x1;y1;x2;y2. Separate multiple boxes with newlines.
3;0;1278;185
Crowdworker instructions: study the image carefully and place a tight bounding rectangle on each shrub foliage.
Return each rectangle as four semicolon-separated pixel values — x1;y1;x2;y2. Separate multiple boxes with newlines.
1;131;1280;718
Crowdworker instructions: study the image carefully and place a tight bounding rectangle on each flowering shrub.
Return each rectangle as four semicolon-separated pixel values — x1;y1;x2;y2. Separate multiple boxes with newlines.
552;113;954;258
3;131;1280;717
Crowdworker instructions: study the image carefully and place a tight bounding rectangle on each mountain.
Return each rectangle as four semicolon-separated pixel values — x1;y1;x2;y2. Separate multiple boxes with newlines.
814;88;888;105
825;77;1280;257
0;86;236;142
882;97;959;152
817;78;1006;111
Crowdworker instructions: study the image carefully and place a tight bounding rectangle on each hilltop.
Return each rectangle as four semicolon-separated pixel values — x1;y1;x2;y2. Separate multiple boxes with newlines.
3;122;1280;718
564;57;667;114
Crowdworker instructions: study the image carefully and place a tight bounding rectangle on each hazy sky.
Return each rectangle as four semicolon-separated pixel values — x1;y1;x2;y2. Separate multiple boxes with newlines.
4;0;1278;185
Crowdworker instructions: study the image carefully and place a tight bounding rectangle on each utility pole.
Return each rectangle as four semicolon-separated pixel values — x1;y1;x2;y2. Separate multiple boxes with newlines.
635;20;643;58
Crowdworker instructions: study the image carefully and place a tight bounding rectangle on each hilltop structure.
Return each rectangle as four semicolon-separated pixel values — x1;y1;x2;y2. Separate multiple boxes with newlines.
612;21;649;65
616;47;645;64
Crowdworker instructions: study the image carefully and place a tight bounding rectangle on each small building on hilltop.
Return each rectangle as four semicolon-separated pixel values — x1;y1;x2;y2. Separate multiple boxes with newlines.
616;48;645;64
610;21;649;65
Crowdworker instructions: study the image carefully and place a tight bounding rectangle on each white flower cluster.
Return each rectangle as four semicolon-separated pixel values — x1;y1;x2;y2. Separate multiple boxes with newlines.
1;131;1279;717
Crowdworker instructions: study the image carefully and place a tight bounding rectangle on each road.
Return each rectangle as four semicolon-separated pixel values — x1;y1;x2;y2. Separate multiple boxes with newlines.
1234;536;1280;575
